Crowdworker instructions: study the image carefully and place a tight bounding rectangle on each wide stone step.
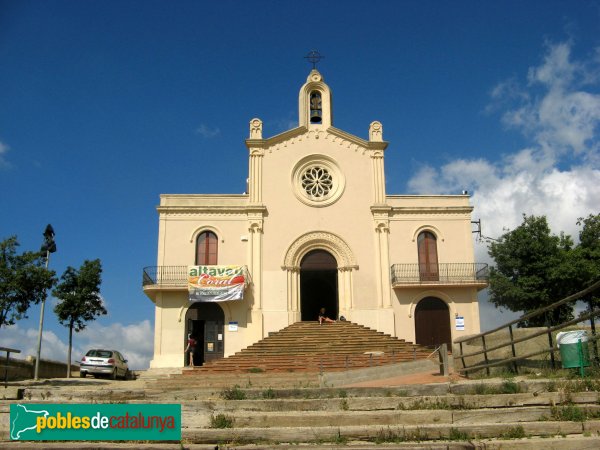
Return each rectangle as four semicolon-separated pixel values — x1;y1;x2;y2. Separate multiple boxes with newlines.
181;421;600;444
198;354;426;369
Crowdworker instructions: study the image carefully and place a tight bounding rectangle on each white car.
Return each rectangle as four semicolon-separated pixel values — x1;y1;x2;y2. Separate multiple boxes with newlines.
79;349;129;380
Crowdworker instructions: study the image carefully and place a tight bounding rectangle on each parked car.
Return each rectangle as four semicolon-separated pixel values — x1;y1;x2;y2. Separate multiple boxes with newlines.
79;349;129;380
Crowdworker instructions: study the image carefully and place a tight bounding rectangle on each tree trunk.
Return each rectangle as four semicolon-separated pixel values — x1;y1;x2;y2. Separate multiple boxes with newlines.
67;322;73;378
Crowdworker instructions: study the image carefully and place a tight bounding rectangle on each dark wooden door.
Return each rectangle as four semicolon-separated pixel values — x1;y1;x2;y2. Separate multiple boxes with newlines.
185;302;224;365
414;297;451;347
203;319;224;363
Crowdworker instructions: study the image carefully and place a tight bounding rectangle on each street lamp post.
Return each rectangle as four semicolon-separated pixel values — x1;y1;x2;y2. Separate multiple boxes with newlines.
34;224;56;381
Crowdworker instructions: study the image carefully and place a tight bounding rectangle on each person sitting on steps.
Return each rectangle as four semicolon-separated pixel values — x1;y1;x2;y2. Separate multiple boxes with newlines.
318;307;335;325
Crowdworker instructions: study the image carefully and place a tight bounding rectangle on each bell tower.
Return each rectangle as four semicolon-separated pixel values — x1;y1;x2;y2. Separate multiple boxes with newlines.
298;69;333;129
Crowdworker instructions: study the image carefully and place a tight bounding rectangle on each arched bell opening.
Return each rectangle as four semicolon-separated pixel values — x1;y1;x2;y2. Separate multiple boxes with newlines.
309;91;322;124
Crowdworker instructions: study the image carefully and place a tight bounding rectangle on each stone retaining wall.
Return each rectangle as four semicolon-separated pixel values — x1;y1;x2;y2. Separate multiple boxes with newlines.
0;355;79;380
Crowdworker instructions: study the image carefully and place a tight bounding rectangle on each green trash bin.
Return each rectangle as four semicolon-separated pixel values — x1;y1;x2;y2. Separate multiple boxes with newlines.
556;330;590;369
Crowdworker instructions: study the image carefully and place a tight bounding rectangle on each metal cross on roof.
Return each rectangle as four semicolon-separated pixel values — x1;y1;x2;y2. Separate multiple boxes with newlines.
304;50;324;69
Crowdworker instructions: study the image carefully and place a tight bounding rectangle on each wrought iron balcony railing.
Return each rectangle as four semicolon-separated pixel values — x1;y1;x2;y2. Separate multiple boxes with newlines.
142;265;252;288
144;263;489;289
143;266;188;287
390;263;489;287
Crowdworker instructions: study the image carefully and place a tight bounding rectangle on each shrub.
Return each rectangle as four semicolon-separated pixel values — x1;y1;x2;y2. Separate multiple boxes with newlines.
262;388;276;399
210;414;234;428
220;385;246;400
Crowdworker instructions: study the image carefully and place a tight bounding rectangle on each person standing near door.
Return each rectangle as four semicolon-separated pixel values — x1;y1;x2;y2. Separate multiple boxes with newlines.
184;333;197;366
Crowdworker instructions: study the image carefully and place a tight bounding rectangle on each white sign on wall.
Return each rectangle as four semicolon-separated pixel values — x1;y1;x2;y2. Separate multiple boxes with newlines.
455;316;465;331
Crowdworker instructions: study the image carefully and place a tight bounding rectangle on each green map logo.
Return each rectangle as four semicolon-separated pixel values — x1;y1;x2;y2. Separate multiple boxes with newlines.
10;403;181;441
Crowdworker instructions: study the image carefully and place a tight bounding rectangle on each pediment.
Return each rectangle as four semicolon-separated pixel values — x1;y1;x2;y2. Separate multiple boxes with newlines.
246;126;387;155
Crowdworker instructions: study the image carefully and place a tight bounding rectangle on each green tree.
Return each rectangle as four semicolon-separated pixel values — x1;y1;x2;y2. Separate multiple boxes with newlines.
488;215;576;326
0;236;56;329
53;259;106;377
575;213;600;306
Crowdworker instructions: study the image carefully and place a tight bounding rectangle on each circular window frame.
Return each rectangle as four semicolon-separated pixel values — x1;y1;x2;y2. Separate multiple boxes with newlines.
291;155;345;207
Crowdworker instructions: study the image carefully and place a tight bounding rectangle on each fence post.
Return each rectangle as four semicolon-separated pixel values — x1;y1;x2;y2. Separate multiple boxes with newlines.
459;341;469;378
439;343;449;376
481;335;490;376
508;325;519;374
589;299;599;364
545;312;556;370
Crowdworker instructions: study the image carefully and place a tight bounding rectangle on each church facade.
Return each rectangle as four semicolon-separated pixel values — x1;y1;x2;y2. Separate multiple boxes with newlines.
143;69;488;368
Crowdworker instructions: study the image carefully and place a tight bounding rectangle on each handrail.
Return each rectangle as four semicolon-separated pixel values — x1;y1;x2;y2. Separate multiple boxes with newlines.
454;279;600;376
1;346;21;387
455;279;600;344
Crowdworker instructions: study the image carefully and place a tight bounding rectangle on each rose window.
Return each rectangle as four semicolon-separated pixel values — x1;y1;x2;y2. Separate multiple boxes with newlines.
292;155;344;207
301;166;333;198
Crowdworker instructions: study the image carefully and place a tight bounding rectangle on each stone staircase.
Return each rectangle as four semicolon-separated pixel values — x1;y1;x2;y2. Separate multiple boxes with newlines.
4;376;600;448
4;322;600;448
189;320;433;373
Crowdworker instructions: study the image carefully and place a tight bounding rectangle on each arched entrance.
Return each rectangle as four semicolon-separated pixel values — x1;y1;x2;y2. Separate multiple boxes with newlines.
414;297;451;347
300;250;338;321
184;302;225;366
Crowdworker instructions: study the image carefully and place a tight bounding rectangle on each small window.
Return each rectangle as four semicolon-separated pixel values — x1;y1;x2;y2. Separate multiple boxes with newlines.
309;91;322;123
196;231;218;265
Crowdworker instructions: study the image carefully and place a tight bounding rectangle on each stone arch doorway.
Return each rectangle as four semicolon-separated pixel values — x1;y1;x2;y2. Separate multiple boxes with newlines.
184;302;225;366
300;250;338;321
414;297;451;347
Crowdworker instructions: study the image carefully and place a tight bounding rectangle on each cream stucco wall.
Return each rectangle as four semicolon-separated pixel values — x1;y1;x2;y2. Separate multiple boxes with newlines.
145;69;485;368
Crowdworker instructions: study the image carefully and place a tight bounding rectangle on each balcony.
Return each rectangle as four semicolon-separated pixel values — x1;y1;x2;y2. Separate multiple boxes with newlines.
390;263;489;289
143;266;188;289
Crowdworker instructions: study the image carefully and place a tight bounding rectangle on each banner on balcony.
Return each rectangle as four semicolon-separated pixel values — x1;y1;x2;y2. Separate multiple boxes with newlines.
188;265;246;302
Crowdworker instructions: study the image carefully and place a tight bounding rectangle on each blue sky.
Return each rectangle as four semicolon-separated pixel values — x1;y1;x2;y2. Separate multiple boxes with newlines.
1;1;599;369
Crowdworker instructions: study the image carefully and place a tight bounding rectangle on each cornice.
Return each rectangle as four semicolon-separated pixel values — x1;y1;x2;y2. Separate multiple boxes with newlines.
328;127;388;152
389;206;474;216
158;204;267;217
245;126;307;150
370;205;393;214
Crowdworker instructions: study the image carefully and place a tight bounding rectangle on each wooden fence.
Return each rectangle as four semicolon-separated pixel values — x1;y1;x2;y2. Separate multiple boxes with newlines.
454;279;600;377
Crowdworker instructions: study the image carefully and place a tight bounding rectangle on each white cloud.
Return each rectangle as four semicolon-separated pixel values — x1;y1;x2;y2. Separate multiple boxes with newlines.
0;140;10;169
195;123;221;138
0;320;154;370
408;41;600;330
501;41;600;161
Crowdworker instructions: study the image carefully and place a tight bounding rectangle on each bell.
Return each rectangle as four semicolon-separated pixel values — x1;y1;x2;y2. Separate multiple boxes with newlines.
310;109;322;123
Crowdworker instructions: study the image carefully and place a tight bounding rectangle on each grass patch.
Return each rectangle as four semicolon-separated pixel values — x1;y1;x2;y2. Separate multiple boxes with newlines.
210;413;234;429
262;388;276;399
448;428;470;441
247;367;264;373
339;399;349;411
550;404;600;421
397;397;452;410
500;379;520;394
374;427;425;443
219;385;246;400
500;425;526;439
